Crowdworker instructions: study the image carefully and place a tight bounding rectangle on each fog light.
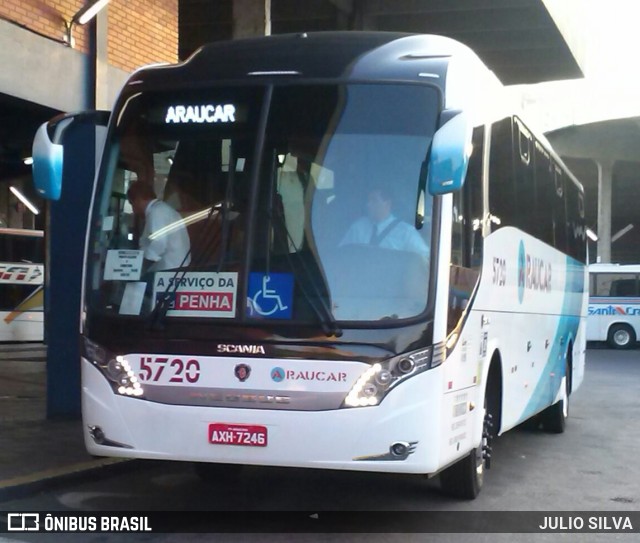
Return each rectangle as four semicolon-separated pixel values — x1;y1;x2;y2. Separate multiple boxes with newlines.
391;442;408;457
89;426;105;444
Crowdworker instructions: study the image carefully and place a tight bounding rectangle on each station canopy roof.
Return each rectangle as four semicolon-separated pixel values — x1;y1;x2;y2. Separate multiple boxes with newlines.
180;0;584;86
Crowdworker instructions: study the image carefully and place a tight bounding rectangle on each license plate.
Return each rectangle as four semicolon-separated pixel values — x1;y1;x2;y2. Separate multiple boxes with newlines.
208;423;268;447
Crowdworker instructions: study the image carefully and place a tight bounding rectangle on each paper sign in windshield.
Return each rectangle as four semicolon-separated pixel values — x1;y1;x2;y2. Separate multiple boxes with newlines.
153;271;238;318
104;250;143;281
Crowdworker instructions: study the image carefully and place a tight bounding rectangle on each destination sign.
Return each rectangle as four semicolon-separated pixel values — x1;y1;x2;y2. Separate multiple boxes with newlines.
165;104;236;124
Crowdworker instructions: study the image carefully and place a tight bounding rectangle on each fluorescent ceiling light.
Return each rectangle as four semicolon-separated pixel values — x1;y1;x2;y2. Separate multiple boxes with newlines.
73;0;111;25
10;186;40;216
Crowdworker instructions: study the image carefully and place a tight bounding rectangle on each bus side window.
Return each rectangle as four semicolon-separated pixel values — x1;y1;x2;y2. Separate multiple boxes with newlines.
488;117;514;231
589;273;597;296
594;273;637;297
566;180;586;263
534;143;554;247
448;126;483;335
610;277;638;297
514;119;536;238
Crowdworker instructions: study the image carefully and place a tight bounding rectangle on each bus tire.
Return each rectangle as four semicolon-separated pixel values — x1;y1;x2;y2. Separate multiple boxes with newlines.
439;379;498;500
540;356;571;434
607;324;636;349
193;462;243;483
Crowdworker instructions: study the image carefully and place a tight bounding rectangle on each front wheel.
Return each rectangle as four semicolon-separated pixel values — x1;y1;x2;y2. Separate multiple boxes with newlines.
439;405;494;500
608;324;636;350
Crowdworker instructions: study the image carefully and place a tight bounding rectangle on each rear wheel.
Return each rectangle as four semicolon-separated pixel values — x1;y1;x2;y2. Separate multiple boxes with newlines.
608;324;636;349
540;353;571;433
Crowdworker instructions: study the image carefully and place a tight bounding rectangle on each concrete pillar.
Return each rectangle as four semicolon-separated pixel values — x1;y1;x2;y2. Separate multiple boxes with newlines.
596;159;613;263
352;0;376;30
233;0;271;38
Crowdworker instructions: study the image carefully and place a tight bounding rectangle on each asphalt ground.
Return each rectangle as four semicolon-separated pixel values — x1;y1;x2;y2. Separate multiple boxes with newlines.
0;341;636;505
0;344;133;501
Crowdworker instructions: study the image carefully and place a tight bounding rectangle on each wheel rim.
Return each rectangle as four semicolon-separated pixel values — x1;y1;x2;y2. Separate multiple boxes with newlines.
474;445;485;489
475;409;491;484
561;375;568;418
614;329;630;346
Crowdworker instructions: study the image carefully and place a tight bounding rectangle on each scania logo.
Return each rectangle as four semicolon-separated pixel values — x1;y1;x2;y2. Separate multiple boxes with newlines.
234;363;251;382
217;344;266;355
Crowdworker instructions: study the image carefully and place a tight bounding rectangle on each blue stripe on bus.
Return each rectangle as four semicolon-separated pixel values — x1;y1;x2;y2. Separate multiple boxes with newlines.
519;256;583;421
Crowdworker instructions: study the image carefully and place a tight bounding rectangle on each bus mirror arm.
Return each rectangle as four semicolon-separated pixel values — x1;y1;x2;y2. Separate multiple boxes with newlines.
415;159;428;229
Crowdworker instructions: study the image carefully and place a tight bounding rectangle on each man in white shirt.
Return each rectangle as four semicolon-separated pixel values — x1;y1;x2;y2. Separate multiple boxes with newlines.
127;181;191;272
340;186;429;260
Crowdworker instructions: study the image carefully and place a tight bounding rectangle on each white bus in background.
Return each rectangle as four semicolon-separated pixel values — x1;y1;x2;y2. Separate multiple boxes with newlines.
0;228;44;342
32;32;587;500
588;263;640;349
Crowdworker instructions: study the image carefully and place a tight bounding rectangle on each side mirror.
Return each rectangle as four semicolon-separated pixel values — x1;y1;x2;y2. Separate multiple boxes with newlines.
427;111;472;195
32;111;110;201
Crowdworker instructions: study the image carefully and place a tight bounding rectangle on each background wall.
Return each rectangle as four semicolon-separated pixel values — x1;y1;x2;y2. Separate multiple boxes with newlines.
0;0;177;72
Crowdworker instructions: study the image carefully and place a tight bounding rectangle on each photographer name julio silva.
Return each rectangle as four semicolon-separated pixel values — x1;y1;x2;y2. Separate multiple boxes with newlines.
539;516;634;531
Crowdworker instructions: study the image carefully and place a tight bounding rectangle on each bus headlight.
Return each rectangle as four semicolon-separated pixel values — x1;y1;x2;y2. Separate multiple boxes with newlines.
342;345;442;409
82;337;145;398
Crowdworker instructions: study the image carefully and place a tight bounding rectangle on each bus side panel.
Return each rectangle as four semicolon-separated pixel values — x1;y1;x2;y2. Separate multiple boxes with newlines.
0;311;44;341
587;297;640;342
0;259;44;342
437;308;487;469
472;227;585;432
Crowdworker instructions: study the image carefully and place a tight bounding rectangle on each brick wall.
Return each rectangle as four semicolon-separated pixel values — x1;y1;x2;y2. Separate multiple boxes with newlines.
109;0;178;72
0;0;178;73
0;0;90;51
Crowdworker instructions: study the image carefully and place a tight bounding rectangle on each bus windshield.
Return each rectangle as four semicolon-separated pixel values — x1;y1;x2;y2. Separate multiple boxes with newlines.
87;83;438;325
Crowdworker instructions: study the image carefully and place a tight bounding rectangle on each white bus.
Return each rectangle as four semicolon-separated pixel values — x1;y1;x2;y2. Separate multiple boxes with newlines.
587;263;640;349
0;228;44;342
32;32;587;499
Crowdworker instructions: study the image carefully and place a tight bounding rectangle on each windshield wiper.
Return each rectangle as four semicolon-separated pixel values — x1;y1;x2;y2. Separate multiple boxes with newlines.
266;152;342;337
145;203;221;330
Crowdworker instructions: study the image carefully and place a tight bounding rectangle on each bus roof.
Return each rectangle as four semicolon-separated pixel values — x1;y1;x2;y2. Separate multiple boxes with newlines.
124;32;485;92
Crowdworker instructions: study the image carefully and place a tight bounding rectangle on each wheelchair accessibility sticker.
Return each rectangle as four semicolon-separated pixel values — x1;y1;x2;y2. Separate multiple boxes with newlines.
247;273;293;319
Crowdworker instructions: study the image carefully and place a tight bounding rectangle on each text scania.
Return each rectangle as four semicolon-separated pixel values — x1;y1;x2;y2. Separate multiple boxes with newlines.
519;254;552;293
165;104;236;124
218;344;266;355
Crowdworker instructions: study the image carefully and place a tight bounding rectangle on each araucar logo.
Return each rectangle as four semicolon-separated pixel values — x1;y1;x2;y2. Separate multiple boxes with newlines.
517;240;526;304
517;240;552;304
